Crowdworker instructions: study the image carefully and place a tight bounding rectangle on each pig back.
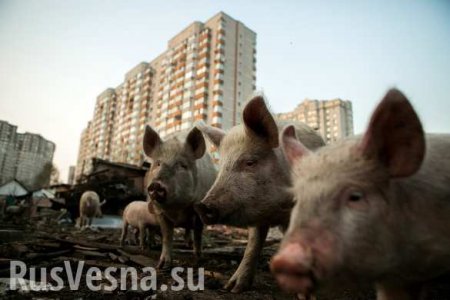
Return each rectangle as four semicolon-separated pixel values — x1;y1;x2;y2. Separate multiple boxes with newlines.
278;120;326;150
80;191;100;218
386;134;450;278
124;201;159;227
397;134;450;204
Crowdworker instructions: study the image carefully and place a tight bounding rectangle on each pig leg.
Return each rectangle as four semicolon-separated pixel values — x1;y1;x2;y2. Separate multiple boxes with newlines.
193;217;203;260
157;215;174;269
147;227;156;248
120;222;128;247
146;227;155;247
184;228;193;248
376;283;425;300
133;228;139;245
79;215;86;229
225;225;269;293
139;224;146;250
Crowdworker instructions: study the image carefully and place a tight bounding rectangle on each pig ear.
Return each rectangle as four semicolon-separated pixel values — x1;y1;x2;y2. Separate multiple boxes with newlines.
185;127;206;159
196;121;225;148
281;125;310;164
359;88;425;178
243;96;279;148
143;125;162;158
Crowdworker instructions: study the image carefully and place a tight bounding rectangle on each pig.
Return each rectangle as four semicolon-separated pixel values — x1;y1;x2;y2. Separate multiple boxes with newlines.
143;125;217;269
271;88;450;300
79;191;105;228
120;201;160;249
194;96;325;292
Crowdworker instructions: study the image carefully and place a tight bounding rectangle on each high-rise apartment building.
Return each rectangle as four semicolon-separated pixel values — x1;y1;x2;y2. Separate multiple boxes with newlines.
67;166;75;185
276;99;354;143
0;120;55;188
75;122;92;180
111;62;154;165
0;121;18;184
151;12;256;137
91;88;117;161
75;12;256;179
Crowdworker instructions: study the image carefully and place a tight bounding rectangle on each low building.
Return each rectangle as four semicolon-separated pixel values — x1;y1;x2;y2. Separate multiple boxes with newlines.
0;179;28;197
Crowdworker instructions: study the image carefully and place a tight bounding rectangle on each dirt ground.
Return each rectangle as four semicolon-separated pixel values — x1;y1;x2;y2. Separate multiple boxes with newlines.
0;220;449;300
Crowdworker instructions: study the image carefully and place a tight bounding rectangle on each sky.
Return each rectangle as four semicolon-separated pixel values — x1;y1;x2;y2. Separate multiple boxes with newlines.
0;0;449;182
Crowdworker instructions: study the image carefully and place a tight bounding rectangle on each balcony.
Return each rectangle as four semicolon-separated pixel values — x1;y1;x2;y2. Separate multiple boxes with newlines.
214;49;225;55
194;103;207;110
212;99;223;106
213;103;223;112
195;82;208;90
194;92;208;101
213;79;224;86
194;113;207;121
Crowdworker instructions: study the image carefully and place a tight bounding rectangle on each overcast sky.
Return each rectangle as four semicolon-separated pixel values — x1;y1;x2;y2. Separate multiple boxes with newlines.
0;0;449;182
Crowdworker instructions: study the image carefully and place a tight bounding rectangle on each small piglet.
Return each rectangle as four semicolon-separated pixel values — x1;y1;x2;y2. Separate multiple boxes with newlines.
143;126;216;268
271;89;450;300
194;96;325;292
120;201;160;249
79;191;105;228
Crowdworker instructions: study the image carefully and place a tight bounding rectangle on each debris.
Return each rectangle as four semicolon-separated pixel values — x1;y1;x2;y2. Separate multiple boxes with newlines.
25;249;72;260
74;249;108;258
3;220;449;299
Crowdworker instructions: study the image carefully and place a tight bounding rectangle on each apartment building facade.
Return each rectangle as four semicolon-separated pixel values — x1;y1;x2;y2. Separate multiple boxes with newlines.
0;120;55;189
276;99;354;143
75;12;256;179
111;63;154;165
67;166;75;185
91;88;117;161
152;12;256;137
75;122;91;180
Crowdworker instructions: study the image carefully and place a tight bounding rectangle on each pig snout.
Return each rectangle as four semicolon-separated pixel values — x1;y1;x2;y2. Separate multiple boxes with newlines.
194;202;219;224
271;243;316;295
148;181;168;203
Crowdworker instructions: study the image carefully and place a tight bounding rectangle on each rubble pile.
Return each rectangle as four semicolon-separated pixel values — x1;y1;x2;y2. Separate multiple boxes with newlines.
0;221;291;300
0;219;448;299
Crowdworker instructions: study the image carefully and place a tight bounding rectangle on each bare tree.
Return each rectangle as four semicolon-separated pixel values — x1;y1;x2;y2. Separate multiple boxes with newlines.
33;162;54;189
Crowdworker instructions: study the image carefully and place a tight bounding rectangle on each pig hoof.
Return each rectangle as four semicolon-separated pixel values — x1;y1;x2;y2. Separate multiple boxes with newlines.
296;293;316;300
156;258;172;270
224;273;252;293
156;260;165;269
295;294;304;300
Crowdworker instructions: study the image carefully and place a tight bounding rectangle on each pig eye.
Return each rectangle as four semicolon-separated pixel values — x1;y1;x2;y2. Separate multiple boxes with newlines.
178;162;188;170
154;160;161;167
348;191;364;202
245;160;257;167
